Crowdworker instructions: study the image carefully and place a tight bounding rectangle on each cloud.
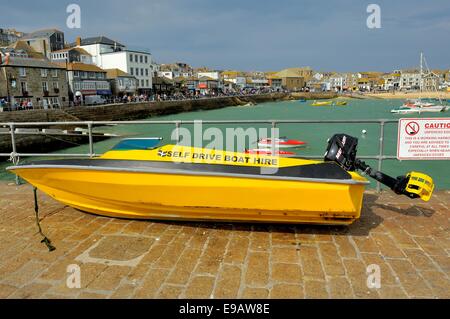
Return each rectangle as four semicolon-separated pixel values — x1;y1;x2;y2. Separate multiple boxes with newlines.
1;0;448;71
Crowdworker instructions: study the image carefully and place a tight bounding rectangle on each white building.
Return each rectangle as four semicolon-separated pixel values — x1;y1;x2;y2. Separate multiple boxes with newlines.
328;74;346;91
157;71;174;80
399;69;421;90
70;36;156;94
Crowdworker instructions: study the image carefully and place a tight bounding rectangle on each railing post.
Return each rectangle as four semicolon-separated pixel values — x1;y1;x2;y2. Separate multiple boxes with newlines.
87;122;94;158
9;123;20;185
377;121;385;193
175;121;181;143
271;121;277;154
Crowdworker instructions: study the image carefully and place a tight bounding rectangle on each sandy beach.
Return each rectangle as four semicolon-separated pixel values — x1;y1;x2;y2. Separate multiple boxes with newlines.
365;91;450;99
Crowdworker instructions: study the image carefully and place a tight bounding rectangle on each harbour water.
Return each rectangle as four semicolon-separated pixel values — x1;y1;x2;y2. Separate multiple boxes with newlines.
1;98;449;189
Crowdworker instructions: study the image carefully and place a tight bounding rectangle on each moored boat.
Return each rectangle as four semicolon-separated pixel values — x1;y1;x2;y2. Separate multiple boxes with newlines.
245;148;295;156
311;100;333;106
7;134;434;225
257;137;306;149
391;105;448;114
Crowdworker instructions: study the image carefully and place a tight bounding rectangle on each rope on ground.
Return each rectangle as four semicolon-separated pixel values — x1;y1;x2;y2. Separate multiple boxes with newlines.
33;187;56;252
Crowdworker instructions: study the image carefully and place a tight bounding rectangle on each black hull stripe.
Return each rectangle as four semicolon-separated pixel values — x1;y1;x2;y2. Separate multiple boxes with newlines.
16;159;353;181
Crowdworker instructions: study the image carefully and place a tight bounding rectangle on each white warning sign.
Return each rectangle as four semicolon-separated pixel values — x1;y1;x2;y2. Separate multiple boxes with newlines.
397;118;450;160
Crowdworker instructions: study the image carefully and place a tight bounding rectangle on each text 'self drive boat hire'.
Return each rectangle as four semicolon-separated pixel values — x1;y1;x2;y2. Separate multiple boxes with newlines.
7;134;434;225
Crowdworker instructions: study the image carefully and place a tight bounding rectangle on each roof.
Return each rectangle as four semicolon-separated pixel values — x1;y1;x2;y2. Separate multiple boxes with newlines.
105;68;133;79
1;56;65;69
5;41;44;58
22;28;62;39
198;76;218;81
68;36;124;47
55;62;105;72
52;47;92;56
273;67;312;78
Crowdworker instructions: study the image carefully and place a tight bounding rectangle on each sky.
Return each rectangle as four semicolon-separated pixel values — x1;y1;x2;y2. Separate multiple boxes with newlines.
2;0;449;72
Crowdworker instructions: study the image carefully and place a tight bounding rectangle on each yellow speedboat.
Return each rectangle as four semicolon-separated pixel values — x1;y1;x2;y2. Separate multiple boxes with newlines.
7;134;433;225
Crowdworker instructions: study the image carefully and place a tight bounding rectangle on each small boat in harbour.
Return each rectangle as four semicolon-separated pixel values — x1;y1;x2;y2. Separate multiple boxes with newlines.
311;100;333;106
245;148;295;156
391;105;448;114
257;137;306;149
7;134;434;225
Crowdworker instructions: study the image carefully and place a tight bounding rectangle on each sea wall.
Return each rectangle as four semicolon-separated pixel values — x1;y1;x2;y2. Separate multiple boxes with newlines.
290;92;338;99
63;93;290;121
0;93;289;123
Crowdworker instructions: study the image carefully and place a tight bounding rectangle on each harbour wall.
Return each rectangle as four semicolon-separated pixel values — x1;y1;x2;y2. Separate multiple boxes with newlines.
0;93;289;123
0;92;338;124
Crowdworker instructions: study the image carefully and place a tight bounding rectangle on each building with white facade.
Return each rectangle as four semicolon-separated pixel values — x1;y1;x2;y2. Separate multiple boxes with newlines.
70;36;156;94
399;69;421;90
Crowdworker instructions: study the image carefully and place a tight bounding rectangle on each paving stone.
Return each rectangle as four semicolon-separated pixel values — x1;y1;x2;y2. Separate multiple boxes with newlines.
213;265;241;298
241;287;269;299
244;252;269;286
271;263;302;284
270;283;303;299
185;275;215;299
1;183;448;299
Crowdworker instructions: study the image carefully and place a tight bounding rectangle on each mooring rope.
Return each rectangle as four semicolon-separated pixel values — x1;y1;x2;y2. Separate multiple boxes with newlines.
33;187;56;252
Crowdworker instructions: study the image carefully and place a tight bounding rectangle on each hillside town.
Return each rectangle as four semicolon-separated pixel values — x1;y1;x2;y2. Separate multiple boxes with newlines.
1;27;450;110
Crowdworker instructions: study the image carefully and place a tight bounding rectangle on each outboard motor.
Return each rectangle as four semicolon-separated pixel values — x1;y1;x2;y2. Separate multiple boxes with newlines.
324;134;434;202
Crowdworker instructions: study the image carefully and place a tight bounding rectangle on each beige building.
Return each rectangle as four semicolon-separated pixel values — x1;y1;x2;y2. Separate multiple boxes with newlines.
272;68;312;91
105;68;138;96
1;43;68;109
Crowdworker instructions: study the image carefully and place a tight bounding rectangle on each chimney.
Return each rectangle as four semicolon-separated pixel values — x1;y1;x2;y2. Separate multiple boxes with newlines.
76;36;81;47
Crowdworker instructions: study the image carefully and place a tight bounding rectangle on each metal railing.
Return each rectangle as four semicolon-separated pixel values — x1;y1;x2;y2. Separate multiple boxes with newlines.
0;119;399;191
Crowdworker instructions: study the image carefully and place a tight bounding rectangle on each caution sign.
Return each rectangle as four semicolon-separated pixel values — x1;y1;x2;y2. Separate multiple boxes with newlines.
397;118;450;160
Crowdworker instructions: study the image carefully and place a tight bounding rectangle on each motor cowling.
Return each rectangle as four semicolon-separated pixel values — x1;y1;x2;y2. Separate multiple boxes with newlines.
324;134;359;171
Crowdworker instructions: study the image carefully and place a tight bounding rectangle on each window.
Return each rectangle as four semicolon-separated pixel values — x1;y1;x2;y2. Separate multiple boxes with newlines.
52;69;58;77
140;55;143;63
50;97;59;106
74;71;80;77
135;55;138;63
141;69;144;76
129;54;133;62
145;56;148;64
42;81;48;92
135;68;139;76
145;69;148;76
19;67;26;77
130;68;134;76
89;72;95;79
141;79;144;86
146;79;149;87
41;69;48;77
53;82;59;89
21;81;27;92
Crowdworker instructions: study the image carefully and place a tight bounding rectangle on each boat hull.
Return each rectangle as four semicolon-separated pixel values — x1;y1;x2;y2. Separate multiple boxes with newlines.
9;166;366;225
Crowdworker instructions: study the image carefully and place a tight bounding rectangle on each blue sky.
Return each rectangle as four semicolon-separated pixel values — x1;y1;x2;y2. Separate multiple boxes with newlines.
2;0;449;71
